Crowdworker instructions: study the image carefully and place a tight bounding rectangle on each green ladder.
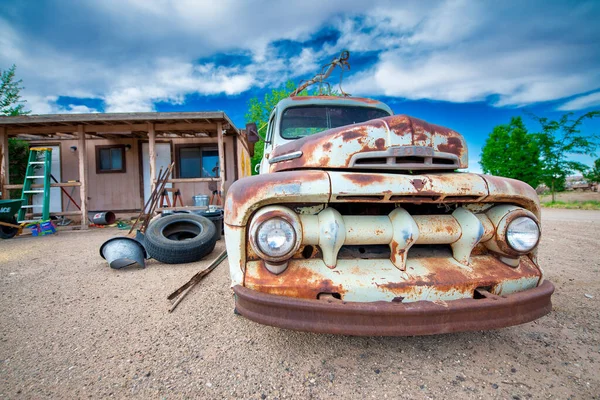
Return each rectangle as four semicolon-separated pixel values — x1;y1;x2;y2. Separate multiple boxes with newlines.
17;147;52;223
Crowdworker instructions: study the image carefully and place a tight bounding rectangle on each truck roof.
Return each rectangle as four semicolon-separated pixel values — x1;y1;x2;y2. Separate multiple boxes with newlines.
277;96;393;114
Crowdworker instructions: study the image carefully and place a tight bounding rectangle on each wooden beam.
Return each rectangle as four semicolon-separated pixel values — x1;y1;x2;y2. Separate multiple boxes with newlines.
55;132;77;139
77;125;88;229
6;122;219;135
148;123;156;195
217;121;225;196
5;182;81;190
0;127;8;199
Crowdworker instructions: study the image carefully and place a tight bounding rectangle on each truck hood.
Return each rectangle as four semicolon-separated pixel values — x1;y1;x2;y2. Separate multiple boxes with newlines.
269;114;468;172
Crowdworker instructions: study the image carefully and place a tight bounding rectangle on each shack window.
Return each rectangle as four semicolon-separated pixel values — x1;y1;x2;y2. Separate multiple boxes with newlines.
176;145;222;178
96;145;126;173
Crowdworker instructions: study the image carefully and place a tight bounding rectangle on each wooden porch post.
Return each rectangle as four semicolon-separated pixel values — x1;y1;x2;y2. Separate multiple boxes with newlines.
77;125;88;229
216;122;225;195
0;127;8;199
148;123;156;195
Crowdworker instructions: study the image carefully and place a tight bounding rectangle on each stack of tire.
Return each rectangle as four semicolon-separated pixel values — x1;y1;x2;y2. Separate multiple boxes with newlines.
144;214;218;264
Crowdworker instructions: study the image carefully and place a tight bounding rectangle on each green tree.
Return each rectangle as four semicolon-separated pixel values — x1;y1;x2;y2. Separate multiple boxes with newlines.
245;80;307;174
1;64;30;198
480;116;542;188
583;158;600;184
1;65;29;116
531;111;599;202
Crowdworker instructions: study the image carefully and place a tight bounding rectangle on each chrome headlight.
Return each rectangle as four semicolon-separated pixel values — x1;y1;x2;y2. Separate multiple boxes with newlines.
506;216;540;253
256;218;296;258
484;205;541;259
249;206;302;265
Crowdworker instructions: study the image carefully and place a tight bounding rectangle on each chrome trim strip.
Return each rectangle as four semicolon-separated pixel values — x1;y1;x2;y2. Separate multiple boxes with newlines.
268;151;303;164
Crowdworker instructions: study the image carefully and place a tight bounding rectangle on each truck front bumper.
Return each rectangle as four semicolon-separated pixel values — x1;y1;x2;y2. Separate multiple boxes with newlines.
233;280;554;336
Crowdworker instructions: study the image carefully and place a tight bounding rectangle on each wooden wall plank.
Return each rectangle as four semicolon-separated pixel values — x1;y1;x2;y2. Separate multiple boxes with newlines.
77;125;89;229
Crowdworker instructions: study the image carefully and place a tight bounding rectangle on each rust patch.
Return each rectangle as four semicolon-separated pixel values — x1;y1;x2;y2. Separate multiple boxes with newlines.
323;142;332;151
374;138;386;150
377;256;541;297
438;137;464;154
246;261;347;299
411;178;427;191
342;173;386;186
414;131;429;142
340;130;365;142
408;116;454;137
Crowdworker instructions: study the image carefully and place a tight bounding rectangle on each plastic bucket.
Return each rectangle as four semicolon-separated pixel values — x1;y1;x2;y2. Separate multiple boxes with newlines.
99;236;148;269
90;211;116;225
194;209;223;240
193;195;210;207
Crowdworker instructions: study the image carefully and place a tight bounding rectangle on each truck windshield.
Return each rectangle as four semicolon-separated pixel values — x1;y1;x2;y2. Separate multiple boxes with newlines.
280;106;391;139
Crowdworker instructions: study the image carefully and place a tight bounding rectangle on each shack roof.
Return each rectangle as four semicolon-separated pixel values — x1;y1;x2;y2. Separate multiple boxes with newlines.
0;111;240;138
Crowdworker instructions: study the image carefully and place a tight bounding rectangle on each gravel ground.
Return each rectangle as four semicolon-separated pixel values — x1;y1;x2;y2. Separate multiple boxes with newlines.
1;209;599;399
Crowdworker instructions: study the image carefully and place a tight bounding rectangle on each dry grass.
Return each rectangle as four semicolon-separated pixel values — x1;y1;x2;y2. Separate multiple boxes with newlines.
541;200;600;210
540;191;600;209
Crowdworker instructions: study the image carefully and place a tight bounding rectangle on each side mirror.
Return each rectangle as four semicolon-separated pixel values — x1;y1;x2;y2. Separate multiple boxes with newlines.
246;122;260;144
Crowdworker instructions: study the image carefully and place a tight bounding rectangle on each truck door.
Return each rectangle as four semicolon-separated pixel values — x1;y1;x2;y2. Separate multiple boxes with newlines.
259;111;276;174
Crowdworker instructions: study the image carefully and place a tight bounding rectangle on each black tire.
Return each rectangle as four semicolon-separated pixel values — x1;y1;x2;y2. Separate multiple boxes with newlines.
144;213;217;264
0;217;19;239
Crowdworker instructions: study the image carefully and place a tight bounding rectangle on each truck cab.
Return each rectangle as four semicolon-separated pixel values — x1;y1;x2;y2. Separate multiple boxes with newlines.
225;94;554;336
259;96;392;174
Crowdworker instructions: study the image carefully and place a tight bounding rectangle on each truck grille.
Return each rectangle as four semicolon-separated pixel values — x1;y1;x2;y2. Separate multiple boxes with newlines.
295;205;493;270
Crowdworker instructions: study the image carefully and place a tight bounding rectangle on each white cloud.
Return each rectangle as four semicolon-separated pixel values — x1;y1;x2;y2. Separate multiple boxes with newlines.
104;61;255;112
1;0;599;114
344;1;600;107
26;95;99;114
558;92;600;111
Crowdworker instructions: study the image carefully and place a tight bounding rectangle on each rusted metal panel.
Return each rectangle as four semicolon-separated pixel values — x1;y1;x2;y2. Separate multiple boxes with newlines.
269;115;468;172
224;170;330;226
244;254;542;303
480;174;541;218
224;223;246;286
233;280;554;336
328;171;488;202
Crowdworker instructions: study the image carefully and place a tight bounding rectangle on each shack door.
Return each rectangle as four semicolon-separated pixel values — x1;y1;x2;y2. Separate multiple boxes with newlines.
141;143;171;210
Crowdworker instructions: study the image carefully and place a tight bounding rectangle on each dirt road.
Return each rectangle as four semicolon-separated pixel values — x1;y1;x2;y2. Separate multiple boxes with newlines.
1;209;599;399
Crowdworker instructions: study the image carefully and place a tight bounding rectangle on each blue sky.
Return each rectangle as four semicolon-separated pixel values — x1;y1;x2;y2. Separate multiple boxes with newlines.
1;0;599;172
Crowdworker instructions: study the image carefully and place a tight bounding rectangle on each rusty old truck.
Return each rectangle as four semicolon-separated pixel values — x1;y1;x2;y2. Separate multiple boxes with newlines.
224;94;554;336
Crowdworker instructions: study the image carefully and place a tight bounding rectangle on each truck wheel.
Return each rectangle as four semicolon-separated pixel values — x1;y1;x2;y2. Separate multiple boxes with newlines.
144;214;217;264
0;217;19;239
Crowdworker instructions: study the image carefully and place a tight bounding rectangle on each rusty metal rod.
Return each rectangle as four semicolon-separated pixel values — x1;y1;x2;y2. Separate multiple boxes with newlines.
139;166;169;232
141;162;174;233
168;250;228;312
291;50;350;97
127;166;165;235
